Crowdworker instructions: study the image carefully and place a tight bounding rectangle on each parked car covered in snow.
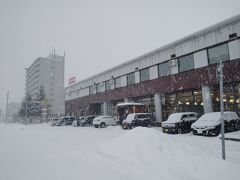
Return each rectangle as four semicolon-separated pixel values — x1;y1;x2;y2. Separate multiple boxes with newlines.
162;112;198;134
122;113;153;129
92;116;117;128
55;117;65;126
50;118;59;126
191;111;240;136
56;116;75;126
72;117;84;127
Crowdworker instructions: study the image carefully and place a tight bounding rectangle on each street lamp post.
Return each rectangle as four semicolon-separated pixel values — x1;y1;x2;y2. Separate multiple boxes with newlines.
25;97;28;123
217;60;226;160
5;91;9;124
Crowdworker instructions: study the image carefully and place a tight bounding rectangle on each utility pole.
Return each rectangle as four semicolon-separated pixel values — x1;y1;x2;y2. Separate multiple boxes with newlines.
25;96;28;123
5;91;9;124
217;60;226;160
25;67;29;124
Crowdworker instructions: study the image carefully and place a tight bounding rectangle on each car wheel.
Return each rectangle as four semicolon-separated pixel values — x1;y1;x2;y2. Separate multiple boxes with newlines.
177;128;182;134
94;125;99;128
214;129;220;136
100;122;106;128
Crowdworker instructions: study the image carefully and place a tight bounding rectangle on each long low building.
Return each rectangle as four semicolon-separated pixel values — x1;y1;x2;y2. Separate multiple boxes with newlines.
65;14;240;122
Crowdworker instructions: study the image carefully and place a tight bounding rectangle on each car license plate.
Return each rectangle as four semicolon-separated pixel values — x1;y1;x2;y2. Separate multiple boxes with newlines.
164;129;168;132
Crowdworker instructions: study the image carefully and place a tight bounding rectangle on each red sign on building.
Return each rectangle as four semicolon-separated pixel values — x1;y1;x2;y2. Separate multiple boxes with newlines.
68;76;76;85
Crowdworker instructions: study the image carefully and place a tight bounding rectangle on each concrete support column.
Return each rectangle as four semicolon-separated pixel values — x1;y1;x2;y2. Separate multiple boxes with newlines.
103;102;108;115
124;98;129;103
202;86;213;113
154;93;163;123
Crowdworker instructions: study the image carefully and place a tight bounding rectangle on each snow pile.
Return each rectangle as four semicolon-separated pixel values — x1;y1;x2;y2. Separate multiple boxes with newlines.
99;127;240;180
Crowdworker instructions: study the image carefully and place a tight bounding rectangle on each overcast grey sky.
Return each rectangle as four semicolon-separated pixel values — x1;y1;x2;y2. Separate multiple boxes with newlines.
1;0;240;112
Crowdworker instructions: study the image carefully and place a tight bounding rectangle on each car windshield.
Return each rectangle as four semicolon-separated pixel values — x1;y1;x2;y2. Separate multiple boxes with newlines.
125;114;135;121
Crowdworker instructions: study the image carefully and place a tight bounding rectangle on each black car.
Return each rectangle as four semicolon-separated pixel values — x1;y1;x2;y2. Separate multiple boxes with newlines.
122;113;153;129
79;115;96;126
64;116;75;125
162;112;198;134
57;116;75;126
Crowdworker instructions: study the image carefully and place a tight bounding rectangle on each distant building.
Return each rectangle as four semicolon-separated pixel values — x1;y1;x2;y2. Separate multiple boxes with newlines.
26;53;65;116
65;14;240;122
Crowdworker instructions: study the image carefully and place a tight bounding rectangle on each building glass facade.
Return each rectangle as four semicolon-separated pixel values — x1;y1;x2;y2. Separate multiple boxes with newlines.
158;62;170;77
114;77;121;88
163;89;204;120
140;68;150;82
211;83;240;115
127;72;135;85
96;82;105;93
179;54;194;72
106;79;114;91
208;43;230;64
89;85;96;95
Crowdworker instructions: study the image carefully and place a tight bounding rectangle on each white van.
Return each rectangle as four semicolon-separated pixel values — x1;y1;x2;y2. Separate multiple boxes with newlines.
191;111;240;136
92;116;117;128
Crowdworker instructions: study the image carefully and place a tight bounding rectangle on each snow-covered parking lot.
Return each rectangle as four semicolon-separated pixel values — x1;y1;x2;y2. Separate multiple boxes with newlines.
0;124;240;180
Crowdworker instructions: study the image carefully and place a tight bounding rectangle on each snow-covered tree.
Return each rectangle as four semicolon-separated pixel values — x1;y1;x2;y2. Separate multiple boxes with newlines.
18;86;47;117
18;93;32;117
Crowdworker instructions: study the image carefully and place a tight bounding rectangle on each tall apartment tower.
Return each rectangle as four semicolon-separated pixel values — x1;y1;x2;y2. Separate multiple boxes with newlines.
25;53;65;116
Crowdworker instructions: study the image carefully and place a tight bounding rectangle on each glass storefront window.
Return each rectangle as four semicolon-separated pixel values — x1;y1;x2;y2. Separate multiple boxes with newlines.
211;83;240;115
163;89;203;120
140;68;150;82
236;84;240;116
127;72;135;85
208;43;230;64
179;54;194;72
158;62;170;77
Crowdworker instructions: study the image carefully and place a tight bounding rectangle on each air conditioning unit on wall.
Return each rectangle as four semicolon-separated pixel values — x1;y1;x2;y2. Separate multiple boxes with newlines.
168;59;177;67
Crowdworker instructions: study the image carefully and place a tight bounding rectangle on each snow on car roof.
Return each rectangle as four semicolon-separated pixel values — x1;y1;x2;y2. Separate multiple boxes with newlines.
116;102;145;107
95;116;112;118
199;111;239;121
127;113;150;116
164;112;197;123
124;113;150;123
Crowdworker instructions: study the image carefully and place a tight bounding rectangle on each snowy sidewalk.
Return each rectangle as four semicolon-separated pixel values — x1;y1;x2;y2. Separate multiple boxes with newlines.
0;124;240;180
220;131;240;142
